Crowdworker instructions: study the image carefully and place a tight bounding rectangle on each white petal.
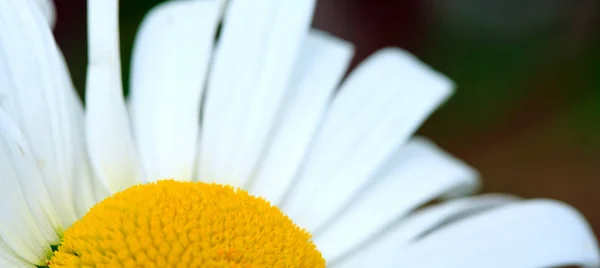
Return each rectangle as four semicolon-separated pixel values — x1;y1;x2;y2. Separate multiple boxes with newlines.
281;48;454;225
0;0;80;227
72;166;103;217
29;0;55;27
247;30;354;203
0;239;35;268
0;109;63;241
68;90;106;216
394;200;600;268
314;137;479;261
0;258;33;268
198;0;316;187
129;0;224;182
85;0;143;193
334;194;518;267
0;113;53;265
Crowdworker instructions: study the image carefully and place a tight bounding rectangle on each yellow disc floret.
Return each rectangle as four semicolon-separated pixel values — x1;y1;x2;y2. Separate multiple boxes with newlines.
48;180;324;267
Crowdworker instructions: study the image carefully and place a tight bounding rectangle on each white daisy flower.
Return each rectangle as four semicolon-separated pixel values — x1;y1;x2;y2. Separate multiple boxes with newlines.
0;0;598;267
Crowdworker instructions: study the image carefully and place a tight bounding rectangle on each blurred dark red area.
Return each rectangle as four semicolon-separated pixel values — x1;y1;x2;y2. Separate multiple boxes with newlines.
53;0;600;241
313;0;424;67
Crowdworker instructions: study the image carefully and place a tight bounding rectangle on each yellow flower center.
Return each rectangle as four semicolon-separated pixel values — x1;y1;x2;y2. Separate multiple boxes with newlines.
48;180;324;267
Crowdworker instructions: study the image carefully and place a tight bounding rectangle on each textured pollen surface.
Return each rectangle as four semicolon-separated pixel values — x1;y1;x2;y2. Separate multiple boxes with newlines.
48;180;325;267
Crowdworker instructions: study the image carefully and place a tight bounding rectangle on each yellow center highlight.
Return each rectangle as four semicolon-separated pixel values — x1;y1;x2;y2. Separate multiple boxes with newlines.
48;180;324;267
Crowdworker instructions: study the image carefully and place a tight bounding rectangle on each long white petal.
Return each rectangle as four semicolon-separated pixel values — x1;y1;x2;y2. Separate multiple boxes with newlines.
129;0;223;182
281;48;454;224
334;194;518;267
85;0;143;193
314;137;479;261
0;113;53;265
68;89;106;216
0;240;35;268
198;0;316;187
0;109;62;242
247;30;354;203
394;200;600;268
0;0;80;227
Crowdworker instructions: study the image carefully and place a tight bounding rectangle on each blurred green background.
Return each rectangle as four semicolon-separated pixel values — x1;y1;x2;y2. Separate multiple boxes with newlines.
53;0;600;238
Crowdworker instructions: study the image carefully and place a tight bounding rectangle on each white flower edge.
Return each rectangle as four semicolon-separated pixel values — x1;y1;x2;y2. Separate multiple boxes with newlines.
0;0;597;267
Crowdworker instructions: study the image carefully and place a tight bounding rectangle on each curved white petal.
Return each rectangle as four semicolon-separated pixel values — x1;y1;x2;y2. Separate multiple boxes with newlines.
281;48;454;224
247;30;354;203
198;0;316;187
334;194;518;267
85;0;143;193
0;0;80;228
0;113;53;265
0;109;63;242
393;200;600;268
0;240;35;268
314;137;479;261
129;0;224;182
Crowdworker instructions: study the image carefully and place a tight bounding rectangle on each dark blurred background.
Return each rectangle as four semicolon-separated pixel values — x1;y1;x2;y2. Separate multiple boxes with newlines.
53;0;600;238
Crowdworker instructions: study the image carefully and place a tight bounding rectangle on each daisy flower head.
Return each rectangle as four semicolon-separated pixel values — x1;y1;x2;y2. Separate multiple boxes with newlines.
0;0;598;267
